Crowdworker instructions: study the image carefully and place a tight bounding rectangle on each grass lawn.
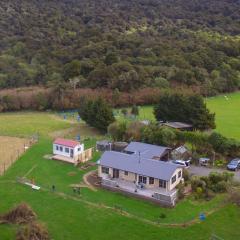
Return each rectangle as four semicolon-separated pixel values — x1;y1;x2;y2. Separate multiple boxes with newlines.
0;111;240;239
206;92;240;139
0;112;73;137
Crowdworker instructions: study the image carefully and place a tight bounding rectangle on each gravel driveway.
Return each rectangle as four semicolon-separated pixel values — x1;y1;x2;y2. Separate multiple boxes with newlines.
188;165;240;181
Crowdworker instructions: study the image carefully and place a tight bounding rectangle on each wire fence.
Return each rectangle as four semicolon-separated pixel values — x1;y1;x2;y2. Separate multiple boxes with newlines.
0;135;38;175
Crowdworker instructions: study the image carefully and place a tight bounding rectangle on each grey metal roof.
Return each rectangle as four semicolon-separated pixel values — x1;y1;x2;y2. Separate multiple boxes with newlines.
163;122;192;129
124;141;170;159
98;151;181;181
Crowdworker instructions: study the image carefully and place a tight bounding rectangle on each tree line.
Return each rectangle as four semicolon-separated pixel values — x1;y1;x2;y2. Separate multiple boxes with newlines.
0;0;239;95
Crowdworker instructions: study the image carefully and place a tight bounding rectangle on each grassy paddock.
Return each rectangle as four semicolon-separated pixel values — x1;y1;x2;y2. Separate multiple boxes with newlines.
0;136;30;175
206;92;240;139
115;92;240;139
0;111;240;239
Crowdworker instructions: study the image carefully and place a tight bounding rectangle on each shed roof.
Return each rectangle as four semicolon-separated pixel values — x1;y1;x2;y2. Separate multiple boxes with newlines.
124;141;170;159
163;122;193;129
54;138;80;148
98;151;180;181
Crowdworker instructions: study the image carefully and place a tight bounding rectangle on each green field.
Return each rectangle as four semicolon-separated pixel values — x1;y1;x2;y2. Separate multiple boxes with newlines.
206;92;240;140
0;111;240;239
116;92;240;140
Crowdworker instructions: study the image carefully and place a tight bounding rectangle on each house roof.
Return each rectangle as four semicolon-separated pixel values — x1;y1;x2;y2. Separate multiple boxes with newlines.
124;141;170;159
54;138;80;148
98;151;181;181
163;122;192;129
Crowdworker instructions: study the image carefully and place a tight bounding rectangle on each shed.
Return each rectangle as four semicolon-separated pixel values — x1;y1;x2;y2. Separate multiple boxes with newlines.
112;142;128;152
96;140;112;152
162;122;193;131
171;146;190;160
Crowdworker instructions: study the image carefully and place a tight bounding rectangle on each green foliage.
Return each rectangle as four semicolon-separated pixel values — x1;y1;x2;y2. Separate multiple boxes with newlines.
79;98;115;132
208;132;240;157
131;105;139;116
0;0;239;94
191;172;234;199
154;93;215;130
108;121;127;141
63;60;81;81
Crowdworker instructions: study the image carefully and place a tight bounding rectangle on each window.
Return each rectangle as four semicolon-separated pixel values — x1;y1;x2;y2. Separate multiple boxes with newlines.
159;179;166;188
102;167;109;174
171;175;176;184
178;170;182;178
139;175;147;184
56;145;59;151
124;171;128;176
149;177;154;185
65;147;69;153
78;147;81;152
59;146;63;152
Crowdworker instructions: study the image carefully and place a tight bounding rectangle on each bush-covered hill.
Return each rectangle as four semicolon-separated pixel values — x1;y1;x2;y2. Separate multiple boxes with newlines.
0;0;240;94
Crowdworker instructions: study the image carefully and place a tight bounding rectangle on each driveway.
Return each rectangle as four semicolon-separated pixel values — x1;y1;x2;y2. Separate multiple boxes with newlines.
188;165;240;181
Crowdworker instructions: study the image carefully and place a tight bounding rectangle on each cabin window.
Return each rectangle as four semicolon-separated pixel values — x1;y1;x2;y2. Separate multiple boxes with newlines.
102;167;109;174
124;171;128;176
159;179;166;188
56;145;59;151
178;170;182;178
65;147;69;153
149;177;154;185
171;175;176;184
59;146;63;152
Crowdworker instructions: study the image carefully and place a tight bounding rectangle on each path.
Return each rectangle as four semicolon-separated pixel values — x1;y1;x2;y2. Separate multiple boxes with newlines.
82;170;97;192
189;166;240;181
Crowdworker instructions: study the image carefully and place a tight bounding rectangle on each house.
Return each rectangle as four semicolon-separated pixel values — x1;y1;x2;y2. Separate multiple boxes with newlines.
162;122;193;131
52;138;93;165
97;145;183;206
123;141;171;161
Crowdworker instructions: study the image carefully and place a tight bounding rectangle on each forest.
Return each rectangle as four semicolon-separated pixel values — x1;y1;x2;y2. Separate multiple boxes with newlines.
0;0;240;95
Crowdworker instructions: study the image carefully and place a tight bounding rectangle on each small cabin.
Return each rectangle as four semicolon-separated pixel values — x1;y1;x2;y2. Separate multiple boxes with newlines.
53;138;85;164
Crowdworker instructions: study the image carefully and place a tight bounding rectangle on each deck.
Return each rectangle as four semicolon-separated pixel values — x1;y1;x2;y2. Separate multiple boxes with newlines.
101;177;177;206
52;155;76;165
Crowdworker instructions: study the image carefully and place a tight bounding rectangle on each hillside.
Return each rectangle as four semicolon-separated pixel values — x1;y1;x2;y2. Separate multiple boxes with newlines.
0;0;240;94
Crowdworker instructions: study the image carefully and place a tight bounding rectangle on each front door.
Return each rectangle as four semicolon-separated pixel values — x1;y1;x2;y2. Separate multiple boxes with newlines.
70;149;74;158
113;169;119;178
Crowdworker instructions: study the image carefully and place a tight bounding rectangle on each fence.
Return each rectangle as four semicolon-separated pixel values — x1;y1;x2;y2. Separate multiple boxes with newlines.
0;135;38;175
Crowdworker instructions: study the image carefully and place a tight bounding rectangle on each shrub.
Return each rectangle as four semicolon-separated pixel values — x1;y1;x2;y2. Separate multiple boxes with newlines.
182;168;190;182
228;188;240;206
191;178;206;192
212;181;229;193
176;183;185;200
16;221;49;240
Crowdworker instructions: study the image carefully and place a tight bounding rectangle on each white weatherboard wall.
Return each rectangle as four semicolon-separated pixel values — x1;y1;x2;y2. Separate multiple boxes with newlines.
53;143;84;158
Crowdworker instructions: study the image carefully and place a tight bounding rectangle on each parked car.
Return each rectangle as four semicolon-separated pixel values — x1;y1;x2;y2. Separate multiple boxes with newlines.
172;160;190;168
199;158;210;167
227;158;240;171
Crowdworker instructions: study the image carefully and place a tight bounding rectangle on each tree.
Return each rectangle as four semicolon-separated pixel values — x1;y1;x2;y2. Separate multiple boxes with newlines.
79;98;115;132
131;105;139;116
63;60;81;80
154;93;215;130
108;121;127;141
104;52;118;65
